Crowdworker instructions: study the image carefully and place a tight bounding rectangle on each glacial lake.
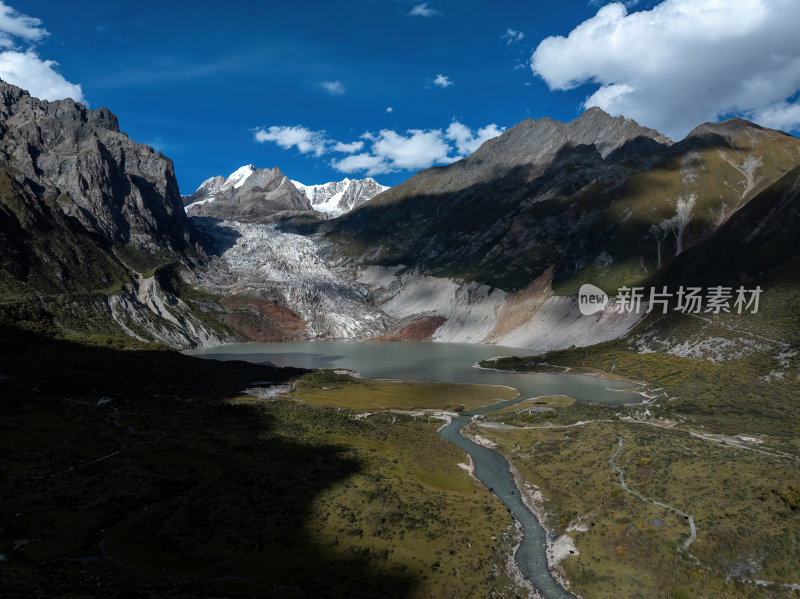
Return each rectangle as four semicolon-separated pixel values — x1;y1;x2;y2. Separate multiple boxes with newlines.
186;340;642;406
187;340;643;598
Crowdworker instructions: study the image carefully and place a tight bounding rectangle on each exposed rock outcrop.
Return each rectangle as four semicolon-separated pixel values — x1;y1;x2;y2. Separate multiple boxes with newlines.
0;80;194;254
218;295;307;342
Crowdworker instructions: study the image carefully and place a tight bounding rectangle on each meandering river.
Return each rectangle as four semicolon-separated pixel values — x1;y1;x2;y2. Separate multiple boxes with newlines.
187;341;642;598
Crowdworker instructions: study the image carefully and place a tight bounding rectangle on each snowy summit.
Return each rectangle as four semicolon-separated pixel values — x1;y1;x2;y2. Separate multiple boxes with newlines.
184;164;388;219
292;177;389;216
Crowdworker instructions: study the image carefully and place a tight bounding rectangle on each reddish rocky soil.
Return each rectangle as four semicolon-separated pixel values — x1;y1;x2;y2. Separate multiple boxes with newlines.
219;296;307;342
366;315;446;342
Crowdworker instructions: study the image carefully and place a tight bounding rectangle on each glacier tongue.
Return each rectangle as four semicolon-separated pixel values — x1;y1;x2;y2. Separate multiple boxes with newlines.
194;219;392;339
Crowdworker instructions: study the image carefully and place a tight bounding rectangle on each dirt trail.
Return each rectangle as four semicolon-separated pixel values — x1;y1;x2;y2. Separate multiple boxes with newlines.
609;437;697;553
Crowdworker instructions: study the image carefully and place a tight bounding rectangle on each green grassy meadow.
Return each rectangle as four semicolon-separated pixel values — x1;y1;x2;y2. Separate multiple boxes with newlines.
474;419;800;599
290;369;518;412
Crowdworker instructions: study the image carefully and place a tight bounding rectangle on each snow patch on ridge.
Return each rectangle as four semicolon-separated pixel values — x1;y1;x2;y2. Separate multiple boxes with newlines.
225;164;255;190
184;196;216;211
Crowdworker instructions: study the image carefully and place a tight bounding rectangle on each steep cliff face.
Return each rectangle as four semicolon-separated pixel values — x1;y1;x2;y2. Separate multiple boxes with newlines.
0;81;194;254
0;80;228;348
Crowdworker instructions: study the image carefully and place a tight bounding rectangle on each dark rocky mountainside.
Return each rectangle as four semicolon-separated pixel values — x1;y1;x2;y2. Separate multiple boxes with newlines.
0;80;227;347
0;81;193;254
326;109;800;294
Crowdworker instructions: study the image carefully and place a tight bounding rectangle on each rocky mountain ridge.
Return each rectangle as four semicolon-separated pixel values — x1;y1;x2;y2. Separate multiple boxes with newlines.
0;79;229;347
188;108;800;357
185;167;388;220
327;108;800;293
0;81;193;254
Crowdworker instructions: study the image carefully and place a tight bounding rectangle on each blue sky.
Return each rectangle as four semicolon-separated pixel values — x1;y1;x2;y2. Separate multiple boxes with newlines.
2;0;800;193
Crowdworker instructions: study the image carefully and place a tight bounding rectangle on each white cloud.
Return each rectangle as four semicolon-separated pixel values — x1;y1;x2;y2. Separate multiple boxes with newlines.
256;121;504;176
0;3;85;104
0;49;85;104
371;129;453;171
331;153;388;175
332;140;364;153
332;123;503;176
446;121;505;155
0;1;47;47
501;28;524;45
531;0;800;138
408;3;439;17
433;73;453;88
254;125;331;157
386;106;393;113
320;80;345;95
751;101;800;132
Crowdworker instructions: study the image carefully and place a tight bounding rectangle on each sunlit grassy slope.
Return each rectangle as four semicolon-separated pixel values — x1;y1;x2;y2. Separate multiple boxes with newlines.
475;420;800;599
290;369;517;412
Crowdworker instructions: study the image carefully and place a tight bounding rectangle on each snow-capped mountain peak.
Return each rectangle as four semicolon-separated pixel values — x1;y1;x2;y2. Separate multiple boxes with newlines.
291;177;389;216
183;165;311;220
223;164;255;190
184;165;388;219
